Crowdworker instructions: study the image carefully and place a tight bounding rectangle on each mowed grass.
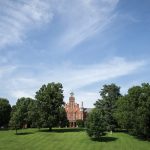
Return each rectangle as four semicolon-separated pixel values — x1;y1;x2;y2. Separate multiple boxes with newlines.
0;128;150;150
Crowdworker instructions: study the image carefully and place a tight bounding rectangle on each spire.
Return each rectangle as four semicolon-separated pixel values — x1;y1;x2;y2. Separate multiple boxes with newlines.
80;101;84;112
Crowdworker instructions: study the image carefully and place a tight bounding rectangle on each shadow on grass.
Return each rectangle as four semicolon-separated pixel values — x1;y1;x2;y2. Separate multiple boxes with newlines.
130;134;150;142
114;129;128;133
119;131;150;142
39;128;85;133
0;129;9;131
16;132;34;135
92;136;118;142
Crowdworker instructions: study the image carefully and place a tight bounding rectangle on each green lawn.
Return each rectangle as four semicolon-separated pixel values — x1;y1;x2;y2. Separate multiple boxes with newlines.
0;128;149;150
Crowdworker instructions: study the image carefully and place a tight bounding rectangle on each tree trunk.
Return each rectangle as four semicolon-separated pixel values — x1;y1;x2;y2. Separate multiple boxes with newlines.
15;127;17;135
49;127;52;131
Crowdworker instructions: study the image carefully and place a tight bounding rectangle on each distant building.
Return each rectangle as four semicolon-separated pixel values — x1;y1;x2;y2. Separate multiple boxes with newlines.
65;92;92;127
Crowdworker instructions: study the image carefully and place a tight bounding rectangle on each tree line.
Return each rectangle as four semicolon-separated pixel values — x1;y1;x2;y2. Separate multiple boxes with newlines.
0;82;68;133
0;82;150;140
86;83;150;140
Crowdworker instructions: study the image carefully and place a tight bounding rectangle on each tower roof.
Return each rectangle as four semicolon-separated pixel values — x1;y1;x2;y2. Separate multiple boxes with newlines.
69;92;75;102
70;92;74;97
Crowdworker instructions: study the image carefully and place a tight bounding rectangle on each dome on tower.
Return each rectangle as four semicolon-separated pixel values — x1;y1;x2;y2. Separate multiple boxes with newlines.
69;92;75;102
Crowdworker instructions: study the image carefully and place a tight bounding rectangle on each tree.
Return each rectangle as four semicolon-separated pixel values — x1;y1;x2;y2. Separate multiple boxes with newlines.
115;83;150;139
58;107;68;128
9;105;21;134
0;98;11;128
35;82;64;131
9;97;36;134
86;108;106;139
27;99;39;128
76;119;84;128
95;84;121;131
114;95;132;130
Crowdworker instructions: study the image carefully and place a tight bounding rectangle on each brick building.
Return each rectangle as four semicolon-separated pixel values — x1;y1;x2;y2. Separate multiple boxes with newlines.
65;92;91;127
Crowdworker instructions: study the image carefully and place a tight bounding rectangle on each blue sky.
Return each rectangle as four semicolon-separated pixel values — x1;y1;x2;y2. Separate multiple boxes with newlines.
0;0;150;107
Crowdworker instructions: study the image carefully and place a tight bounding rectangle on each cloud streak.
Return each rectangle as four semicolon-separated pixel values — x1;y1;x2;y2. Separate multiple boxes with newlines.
0;0;53;48
0;57;145;107
60;57;145;90
57;0;119;50
0;0;119;50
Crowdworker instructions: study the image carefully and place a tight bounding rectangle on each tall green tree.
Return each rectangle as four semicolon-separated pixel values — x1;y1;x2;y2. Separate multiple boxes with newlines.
35;82;64;131
114;95;132;130
0;98;11;128
9;105;21;134
9;97;36;133
95;84;121;131
115;83;150;139
86;108;106;139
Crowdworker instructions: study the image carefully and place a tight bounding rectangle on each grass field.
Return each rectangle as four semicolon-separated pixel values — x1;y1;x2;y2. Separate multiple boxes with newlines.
0;128;150;150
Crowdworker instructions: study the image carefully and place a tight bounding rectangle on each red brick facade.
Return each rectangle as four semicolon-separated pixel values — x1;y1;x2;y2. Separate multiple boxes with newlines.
65;93;85;127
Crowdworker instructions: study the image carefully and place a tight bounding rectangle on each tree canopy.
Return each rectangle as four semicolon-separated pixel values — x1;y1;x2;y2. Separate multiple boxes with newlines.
0;98;11;127
115;83;150;139
35;82;65;130
86;108;106;139
9;97;36;133
94;83;121;131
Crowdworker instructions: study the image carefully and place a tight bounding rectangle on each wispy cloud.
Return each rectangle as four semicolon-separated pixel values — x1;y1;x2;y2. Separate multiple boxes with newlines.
0;57;145;106
57;0;119;50
0;0;53;48
0;0;119;50
0;65;16;78
10;90;34;100
60;57;145;90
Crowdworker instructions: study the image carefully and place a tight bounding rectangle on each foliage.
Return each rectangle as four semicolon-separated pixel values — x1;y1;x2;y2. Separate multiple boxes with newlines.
58;107;69;127
95;84;121;131
115;83;150;139
9;97;36;133
114;96;132;130
26;99;39;128
0;98;11;128
76;119;84;128
35;82;64;130
86;108;106;139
